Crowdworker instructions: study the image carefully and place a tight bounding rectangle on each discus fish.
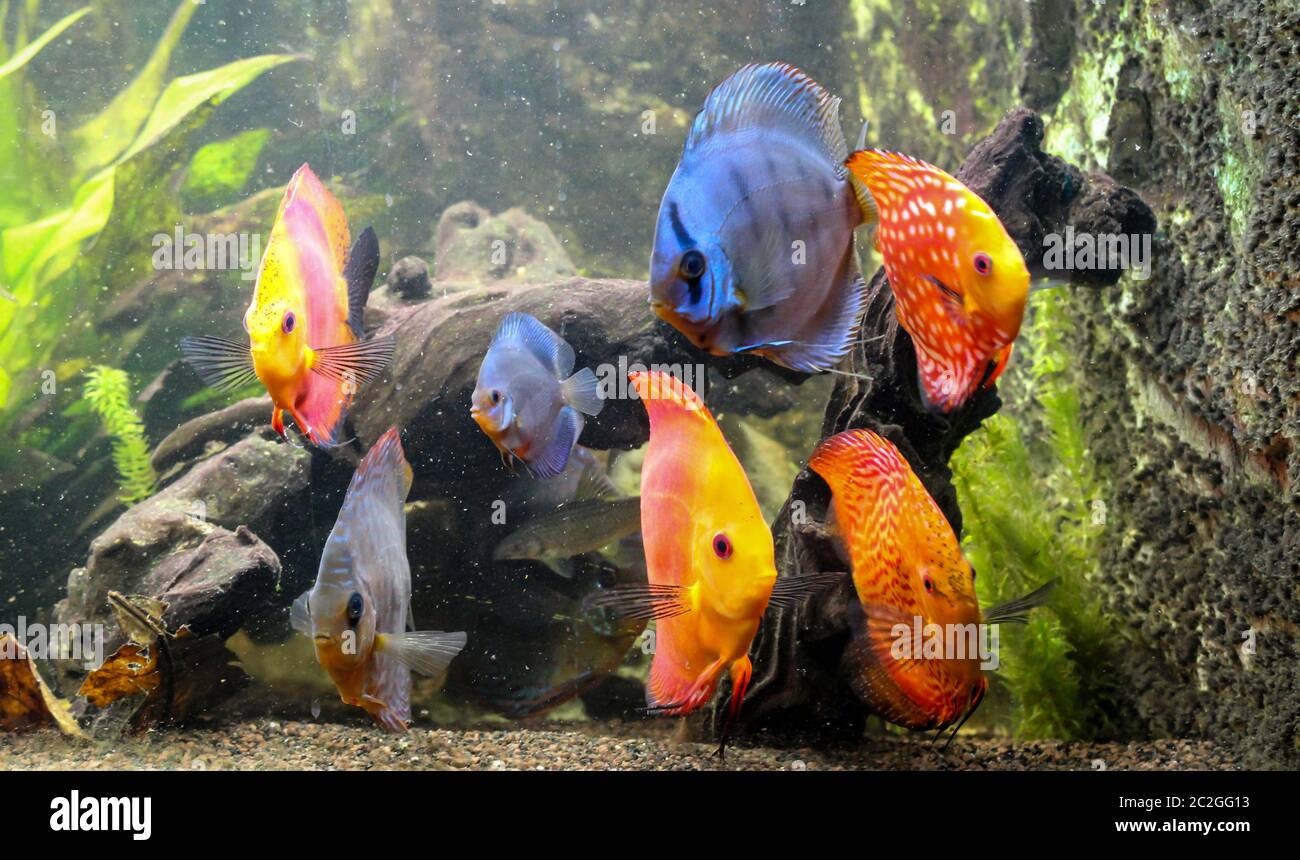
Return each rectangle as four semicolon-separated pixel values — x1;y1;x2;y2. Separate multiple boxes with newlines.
649;62;870;373
809;429;1052;737
471;312;604;478
181;164;394;446
844;150;1029;413
290;428;466;731
590;371;835;753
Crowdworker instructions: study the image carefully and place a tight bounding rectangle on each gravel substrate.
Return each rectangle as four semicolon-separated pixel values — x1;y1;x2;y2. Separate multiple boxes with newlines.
0;719;1241;771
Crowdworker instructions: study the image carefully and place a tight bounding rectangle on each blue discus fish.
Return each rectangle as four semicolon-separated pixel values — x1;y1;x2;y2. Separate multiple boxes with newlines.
649;62;872;373
471;312;604;479
290;428;467;732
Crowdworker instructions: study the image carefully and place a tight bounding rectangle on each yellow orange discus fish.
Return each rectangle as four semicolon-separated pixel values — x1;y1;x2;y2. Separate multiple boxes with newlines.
846;150;1030;413
809;429;1052;737
590;371;835;753
181;164;394;446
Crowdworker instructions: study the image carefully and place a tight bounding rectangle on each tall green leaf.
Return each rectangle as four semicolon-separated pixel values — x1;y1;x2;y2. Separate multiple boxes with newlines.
117;53;305;165
0;5;90;80
69;0;199;174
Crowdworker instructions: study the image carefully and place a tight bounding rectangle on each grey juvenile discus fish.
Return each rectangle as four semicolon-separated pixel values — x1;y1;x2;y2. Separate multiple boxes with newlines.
291;427;467;732
649;62;873;372
471;312;604;478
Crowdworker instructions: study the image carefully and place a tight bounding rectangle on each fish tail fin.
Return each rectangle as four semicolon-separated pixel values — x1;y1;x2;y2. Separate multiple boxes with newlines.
343;226;381;339
561;366;604;416
526;406;583;480
377;630;467;677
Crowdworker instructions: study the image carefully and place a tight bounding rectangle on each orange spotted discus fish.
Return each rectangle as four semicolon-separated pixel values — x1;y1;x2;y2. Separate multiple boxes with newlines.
809;429;1052;738
589;371;836;753
181;164;394;446
290;428;467;732
845;150;1030;413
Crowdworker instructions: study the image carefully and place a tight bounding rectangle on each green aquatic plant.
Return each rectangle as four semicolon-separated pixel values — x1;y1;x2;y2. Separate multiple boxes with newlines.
82;365;155;505
0;0;301;420
952;290;1123;739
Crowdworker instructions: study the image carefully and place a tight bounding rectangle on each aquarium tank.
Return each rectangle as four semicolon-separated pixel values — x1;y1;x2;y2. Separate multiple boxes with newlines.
0;0;1297;818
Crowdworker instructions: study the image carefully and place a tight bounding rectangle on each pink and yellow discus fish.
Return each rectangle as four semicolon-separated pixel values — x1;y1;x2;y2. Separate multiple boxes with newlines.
181;164;394;446
846;150;1030;414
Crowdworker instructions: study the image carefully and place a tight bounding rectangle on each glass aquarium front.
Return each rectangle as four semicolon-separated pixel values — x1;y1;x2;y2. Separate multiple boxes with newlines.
0;0;1296;785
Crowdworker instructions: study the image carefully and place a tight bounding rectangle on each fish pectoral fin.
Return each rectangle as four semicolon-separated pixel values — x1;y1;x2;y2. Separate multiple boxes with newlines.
733;226;797;312
178;335;257;392
289;590;312;636
311;335;396;386
376;631;468;677
982;579;1057;625
765;571;848;611
583;583;697;621
343;226;381;339
561;366;604;416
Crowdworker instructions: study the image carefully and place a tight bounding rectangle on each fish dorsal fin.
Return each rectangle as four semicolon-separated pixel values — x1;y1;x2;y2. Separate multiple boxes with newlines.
628;370;713;428
492;312;574;379
575;462;621;501
350;427;413;503
687;62;847;167
343;226;380;339
280;163;351;272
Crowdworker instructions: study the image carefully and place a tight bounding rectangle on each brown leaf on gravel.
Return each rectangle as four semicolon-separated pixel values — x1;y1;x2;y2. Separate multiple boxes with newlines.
0;634;85;737
78;642;161;708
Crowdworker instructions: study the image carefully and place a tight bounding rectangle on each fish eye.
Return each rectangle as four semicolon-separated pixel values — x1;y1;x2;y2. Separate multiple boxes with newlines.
490;389;502;406
679;249;707;280
596;568;617;589
712;532;732;560
347;592;363;624
282;311;296;333
973;253;993;276
922;574;935;594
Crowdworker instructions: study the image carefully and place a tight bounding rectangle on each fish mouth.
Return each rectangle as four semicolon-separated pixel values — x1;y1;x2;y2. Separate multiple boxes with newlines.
313;634;332;644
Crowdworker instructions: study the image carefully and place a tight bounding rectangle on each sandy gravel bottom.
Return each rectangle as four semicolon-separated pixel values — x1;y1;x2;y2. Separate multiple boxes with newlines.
0;719;1241;771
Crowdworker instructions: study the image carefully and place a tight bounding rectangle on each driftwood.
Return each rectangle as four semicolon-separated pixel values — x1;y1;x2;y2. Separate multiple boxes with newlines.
739;107;1156;737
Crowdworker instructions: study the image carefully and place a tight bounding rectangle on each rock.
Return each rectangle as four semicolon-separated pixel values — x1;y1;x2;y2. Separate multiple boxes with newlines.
432;202;577;286
386;255;433;300
150;396;272;475
59;434;308;634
